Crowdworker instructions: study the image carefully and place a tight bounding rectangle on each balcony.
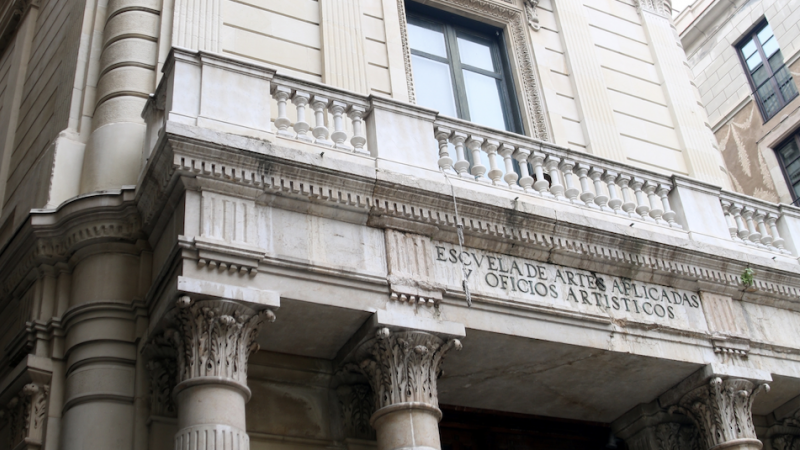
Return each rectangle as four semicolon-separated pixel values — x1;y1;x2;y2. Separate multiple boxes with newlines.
142;49;800;270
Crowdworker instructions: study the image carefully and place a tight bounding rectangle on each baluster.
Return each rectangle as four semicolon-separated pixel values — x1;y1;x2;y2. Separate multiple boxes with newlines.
657;184;680;228
755;211;771;248
348;105;367;154
291;91;312;142
311;95;334;146
740;207;761;245
531;152;552;197
720;200;739;240
576;163;597;208
559;159;580;203
765;213;789;254
729;203;749;241
514;148;533;192
273;86;294;138
484;139;503;186
545;156;566;201
590;168;610;212
645;182;664;224
467;136;488;182
498;143;518;188
435;127;454;172
631;177;650;220
328;101;351;150
603;170;621;214
450;132;471;178
618;174;636;218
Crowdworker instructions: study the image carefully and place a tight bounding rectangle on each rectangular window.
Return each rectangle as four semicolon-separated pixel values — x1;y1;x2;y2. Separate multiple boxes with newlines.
776;132;800;202
738;22;799;121
406;2;523;134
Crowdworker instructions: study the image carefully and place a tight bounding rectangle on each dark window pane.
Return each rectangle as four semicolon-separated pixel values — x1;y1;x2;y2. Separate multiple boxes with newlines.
786;158;800;181
779;139;800;162
408;22;448;57
768;51;785;72
411;55;458;116
758;82;780;117
775;66;799;101
751;65;769;86
457;37;495;71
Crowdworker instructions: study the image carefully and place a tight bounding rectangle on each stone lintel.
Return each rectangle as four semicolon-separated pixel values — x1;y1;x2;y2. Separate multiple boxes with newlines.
176;276;280;309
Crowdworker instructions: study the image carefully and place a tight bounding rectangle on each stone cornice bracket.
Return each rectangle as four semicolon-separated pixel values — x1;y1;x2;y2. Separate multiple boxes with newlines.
355;327;462;424
524;0;540;31
636;0;672;18
670;377;769;450
1;382;49;450
166;296;276;398
142;333;178;418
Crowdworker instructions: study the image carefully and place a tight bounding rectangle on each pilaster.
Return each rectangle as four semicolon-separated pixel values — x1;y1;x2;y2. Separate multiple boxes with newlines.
552;0;627;162
637;0;728;187
320;0;370;94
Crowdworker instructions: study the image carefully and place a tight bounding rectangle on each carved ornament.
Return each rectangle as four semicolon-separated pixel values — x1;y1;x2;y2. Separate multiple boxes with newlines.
337;384;376;440
636;0;672;17
143;333;179;417
524;0;539;31
1;382;49;450
671;377;769;449
655;422;700;450
355;328;461;415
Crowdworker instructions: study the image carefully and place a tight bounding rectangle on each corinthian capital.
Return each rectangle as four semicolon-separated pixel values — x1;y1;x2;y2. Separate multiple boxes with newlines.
355;328;461;414
672;377;769;449
636;0;672;17
168;296;275;386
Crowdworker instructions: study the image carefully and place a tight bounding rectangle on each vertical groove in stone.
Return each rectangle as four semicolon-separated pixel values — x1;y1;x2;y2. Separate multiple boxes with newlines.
173;0;221;52
553;0;627;162
640;10;727;186
321;0;370;94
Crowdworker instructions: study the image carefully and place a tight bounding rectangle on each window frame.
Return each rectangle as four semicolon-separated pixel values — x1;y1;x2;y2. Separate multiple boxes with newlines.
736;21;799;122
775;131;800;203
405;2;525;134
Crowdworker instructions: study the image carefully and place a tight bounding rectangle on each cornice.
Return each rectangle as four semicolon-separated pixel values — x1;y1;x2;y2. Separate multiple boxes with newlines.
136;124;800;311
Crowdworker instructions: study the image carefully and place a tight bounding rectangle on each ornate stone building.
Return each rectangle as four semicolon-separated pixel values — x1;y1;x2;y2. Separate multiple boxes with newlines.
0;0;799;449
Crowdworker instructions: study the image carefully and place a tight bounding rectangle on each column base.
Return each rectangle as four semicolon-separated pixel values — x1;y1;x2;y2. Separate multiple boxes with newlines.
370;403;443;450
174;423;249;450
710;439;763;450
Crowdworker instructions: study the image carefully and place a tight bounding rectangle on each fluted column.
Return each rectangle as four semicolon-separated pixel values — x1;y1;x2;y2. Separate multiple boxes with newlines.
320;0;370;94
155;296;275;450
672;377;769;450
355;328;462;450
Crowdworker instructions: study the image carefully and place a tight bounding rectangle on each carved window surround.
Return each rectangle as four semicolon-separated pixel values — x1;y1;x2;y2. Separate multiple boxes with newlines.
396;0;550;141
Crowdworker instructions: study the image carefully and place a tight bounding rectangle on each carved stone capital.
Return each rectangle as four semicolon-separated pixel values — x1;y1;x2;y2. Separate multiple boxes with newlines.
337;383;376;441
2;382;49;450
355;328;461;418
671;377;769;450
636;0;672;17
143;334;178;418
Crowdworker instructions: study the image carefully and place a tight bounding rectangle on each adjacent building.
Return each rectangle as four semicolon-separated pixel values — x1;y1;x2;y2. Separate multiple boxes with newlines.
0;0;799;449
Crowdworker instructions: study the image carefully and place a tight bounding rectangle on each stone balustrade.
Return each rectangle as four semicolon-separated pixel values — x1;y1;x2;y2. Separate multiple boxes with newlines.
720;191;792;256
143;49;800;262
433;116;681;229
270;74;370;154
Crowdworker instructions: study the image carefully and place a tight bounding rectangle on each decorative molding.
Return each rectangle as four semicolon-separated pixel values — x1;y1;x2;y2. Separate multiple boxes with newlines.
396;0;415;104
2;382;49;450
355;328;461;413
774;434;800;450
337;384;376;440
143;334;178;417
168;296;275;386
385;229;443;305
174;423;249;450
396;0;549;140
524;0;539;31
671;378;769;450
654;422;700;450
636;0;673;18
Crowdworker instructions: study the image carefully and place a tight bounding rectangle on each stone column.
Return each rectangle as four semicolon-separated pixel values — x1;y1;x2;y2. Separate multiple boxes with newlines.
671;377;769;450
354;328;462;450
156;296;275;450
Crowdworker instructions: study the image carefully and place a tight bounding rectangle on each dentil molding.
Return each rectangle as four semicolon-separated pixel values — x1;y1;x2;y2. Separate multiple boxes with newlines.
672;377;769;449
355;328;461;417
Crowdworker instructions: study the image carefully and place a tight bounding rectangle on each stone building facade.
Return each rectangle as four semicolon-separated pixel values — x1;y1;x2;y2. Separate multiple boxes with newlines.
0;0;799;449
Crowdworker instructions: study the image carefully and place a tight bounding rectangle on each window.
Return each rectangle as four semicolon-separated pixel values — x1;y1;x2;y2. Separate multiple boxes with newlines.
406;3;522;134
776;132;800;202
738;22;798;121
